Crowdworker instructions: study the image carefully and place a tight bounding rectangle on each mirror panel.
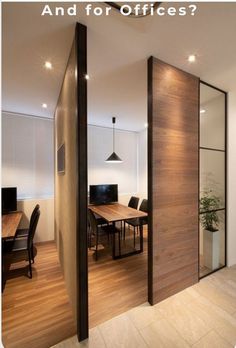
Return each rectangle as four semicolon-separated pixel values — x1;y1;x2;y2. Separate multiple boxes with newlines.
200;149;225;210
200;84;225;150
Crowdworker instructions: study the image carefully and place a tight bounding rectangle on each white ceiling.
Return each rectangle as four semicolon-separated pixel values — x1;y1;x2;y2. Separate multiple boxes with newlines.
2;2;236;131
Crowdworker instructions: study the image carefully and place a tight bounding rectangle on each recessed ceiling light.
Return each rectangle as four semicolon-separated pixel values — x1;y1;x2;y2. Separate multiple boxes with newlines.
42;103;47;108
144;123;148;128
85;74;90;80
188;55;196;63
200;109;206;114
44;61;52;69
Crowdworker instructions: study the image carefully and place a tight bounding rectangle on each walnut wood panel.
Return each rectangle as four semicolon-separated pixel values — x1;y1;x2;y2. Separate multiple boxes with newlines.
2;212;23;238
89;203;147;222
2;242;76;348
148;57;199;304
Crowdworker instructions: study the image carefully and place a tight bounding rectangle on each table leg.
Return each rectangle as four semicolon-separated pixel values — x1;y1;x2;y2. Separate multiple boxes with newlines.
112;221;115;259
140;224;143;253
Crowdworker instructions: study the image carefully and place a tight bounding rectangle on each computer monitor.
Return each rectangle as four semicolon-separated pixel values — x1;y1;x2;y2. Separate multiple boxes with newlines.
89;184;118;205
2;187;17;214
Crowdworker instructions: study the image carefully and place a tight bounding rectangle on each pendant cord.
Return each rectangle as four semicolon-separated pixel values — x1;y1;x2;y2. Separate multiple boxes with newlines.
113;122;115;152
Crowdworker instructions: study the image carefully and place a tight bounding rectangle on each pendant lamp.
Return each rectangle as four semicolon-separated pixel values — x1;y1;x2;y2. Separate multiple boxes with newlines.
106;117;123;163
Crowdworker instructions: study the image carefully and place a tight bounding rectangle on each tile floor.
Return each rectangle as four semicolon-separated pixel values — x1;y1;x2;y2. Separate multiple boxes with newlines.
52;265;236;348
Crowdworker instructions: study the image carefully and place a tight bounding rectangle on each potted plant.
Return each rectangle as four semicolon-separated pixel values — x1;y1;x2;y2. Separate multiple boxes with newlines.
200;190;221;270
200;190;220;232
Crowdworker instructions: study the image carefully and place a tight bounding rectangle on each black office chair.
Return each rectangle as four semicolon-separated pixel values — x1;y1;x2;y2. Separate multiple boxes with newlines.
15;204;40;238
94;213;108;227
123;196;140;239
88;209;120;260
124;199;148;247
7;209;40;278
128;196;139;209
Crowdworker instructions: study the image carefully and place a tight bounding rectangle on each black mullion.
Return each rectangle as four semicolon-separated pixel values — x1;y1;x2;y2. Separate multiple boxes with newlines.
200;147;225;153
199;208;225;215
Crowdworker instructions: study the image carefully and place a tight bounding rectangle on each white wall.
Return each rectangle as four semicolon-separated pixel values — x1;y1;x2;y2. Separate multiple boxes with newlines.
2;112;54;241
17;198;54;242
228;91;236;266
2;112;54;199
88;125;138;198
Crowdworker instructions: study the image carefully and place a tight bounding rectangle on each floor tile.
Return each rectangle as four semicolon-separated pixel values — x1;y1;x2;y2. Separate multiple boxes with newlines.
193;279;236;314
217;321;236;346
98;313;147;348
156;295;211;345
140;318;190;348
192;330;233;348
127;302;163;330
187;294;236;330
51;327;106;348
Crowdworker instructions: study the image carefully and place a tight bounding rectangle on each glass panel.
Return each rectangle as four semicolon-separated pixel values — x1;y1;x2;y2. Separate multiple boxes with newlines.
199;210;225;277
200;149;225;209
200;84;225;150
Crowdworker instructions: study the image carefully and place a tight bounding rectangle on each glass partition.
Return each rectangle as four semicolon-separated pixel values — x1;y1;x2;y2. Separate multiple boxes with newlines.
199;82;226;278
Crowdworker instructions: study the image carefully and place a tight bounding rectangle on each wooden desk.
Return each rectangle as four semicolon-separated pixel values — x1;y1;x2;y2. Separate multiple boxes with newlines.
89;203;147;259
2;212;23;239
89;203;147;223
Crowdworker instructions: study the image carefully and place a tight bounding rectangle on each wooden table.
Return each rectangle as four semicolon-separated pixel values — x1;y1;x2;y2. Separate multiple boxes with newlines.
89;203;147;259
2;212;23;292
2;212;23;239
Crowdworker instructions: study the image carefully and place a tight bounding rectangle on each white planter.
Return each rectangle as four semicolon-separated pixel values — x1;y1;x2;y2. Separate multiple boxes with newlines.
203;229;220;270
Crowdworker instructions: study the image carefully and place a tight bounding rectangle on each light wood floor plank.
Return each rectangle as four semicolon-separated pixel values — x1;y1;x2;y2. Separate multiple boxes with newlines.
2;242;76;348
89;227;148;328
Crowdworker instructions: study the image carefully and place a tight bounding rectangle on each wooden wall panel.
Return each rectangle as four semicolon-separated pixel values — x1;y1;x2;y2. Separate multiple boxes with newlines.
55;23;88;341
148;57;199;304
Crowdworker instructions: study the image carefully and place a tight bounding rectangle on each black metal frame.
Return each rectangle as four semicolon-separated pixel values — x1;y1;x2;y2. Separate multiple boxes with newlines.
75;23;88;341
147;57;153;305
199;80;227;280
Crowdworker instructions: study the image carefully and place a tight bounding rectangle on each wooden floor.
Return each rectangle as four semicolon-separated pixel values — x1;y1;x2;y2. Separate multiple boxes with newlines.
89;226;148;328
2;242;76;348
54;265;236;348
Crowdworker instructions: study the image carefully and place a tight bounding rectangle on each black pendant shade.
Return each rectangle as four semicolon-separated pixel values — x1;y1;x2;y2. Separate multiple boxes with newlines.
106;117;123;163
106;152;123;162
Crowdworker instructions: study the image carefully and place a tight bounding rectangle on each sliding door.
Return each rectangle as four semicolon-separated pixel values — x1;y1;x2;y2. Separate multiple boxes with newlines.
199;82;227;278
55;23;88;341
148;57;199;304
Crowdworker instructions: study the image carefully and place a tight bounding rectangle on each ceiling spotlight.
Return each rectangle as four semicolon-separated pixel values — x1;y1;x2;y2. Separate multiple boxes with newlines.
188;55;196;63
42;103;47;108
44;61;52;69
85;74;90;80
200;109;206;114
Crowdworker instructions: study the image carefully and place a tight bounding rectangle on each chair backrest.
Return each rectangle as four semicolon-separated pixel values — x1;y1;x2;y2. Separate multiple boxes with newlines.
27;209;40;249
30;204;40;228
128;196;139;210
88;209;98;234
139;199;148;213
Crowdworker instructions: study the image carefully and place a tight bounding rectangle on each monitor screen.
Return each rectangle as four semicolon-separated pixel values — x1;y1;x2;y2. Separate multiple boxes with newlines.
2;187;17;213
89;184;118;205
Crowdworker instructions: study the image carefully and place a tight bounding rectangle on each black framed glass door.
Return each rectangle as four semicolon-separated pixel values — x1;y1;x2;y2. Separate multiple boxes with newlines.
199;81;227;278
